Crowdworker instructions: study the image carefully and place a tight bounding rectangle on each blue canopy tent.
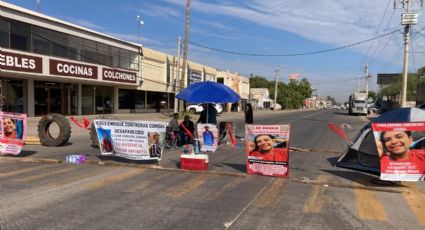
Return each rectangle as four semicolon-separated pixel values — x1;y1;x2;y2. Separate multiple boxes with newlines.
337;108;425;174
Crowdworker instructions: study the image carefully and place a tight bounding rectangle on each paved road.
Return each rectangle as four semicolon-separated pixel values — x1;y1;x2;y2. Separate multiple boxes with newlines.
1;109;424;230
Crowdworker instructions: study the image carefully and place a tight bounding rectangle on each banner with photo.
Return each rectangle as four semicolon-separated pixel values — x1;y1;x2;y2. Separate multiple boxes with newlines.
197;123;218;152
0;111;27;155
94;119;167;160
372;122;425;181
245;124;290;177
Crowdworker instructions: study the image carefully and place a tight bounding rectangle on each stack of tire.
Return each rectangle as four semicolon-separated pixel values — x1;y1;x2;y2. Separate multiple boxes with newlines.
38;113;71;147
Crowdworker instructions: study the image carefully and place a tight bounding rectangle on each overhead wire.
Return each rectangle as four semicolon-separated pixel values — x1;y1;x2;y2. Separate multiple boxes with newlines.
189;29;400;57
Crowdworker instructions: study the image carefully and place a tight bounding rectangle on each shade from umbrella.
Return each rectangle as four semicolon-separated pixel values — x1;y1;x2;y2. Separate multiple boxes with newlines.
176;81;241;103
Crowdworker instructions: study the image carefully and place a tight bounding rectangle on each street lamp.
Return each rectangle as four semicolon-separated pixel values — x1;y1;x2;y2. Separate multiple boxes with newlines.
137;15;144;44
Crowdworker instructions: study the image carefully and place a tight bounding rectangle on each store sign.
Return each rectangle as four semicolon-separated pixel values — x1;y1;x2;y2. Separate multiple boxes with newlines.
102;67;137;84
189;70;202;85
0;50;42;73
50;59;97;79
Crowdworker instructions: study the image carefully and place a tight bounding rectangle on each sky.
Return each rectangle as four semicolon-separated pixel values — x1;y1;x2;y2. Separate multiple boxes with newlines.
4;0;425;102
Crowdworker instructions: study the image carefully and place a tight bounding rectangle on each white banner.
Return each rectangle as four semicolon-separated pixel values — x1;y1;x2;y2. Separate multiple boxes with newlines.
94;119;167;160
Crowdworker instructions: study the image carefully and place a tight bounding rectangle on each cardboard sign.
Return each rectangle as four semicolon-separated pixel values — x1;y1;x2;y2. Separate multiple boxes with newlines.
0;112;27;155
245;124;290;177
94;119;167;160
372;122;425;181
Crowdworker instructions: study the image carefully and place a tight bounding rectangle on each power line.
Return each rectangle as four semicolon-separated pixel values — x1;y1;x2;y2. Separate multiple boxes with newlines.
189;29;400;57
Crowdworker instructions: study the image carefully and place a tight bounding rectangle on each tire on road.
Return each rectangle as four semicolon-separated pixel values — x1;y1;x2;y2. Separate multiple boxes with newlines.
38;113;71;147
90;115;117;148
189;108;196;114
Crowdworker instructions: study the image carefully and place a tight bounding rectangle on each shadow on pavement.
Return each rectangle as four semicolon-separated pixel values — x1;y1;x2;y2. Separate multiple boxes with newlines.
96;155;158;165
12;150;38;157
321;169;405;188
222;163;246;173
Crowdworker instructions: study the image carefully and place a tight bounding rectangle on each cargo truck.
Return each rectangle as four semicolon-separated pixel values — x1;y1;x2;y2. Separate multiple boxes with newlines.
348;92;368;115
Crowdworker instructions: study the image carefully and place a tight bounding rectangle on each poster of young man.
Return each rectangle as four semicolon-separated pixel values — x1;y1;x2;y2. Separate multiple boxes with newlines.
94;119;167;160
197;123;218;152
245;124;290;177
372;122;425;181
0;111;27;155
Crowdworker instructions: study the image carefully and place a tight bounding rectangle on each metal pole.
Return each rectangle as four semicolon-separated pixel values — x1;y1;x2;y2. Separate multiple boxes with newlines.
401;0;411;107
274;65;279;110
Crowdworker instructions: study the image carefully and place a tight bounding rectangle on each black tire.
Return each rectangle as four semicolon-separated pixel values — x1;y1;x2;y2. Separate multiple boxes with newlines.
38;113;71;147
189;108;196;114
90;115;117;148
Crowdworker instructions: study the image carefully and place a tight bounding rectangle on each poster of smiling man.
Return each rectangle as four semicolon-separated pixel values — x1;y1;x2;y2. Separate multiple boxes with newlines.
94;119;167;160
372;122;425;181
245;124;290;177
0;111;27;155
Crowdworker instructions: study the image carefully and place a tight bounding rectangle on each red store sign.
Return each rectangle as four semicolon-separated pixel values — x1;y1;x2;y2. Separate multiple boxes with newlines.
50;59;97;79
0;50;43;73
102;67;137;84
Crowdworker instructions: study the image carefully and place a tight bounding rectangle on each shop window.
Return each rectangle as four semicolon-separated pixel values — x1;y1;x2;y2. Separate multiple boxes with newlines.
32;26;51;55
129;51;139;71
68;35;82;61
51;31;69;58
82;85;95;115
119;49;130;69
0;18;10;48
95;86;113;114
10;20;31;51
147;91;167;111
135;91;145;109
111;46;120;67
82;39;97;64
119;89;132;109
97;42;110;66
1;79;25;113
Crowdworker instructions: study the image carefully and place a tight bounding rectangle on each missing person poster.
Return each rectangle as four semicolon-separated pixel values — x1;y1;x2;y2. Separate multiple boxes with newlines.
0;111;27;155
372;122;425;181
197;123;218;152
245;124;290;177
94;119;167;160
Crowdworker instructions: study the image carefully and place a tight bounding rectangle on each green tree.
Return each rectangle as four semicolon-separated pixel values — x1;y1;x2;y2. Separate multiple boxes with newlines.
380;74;419;101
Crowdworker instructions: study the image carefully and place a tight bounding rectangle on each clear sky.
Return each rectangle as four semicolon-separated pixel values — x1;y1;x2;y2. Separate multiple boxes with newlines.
5;0;425;103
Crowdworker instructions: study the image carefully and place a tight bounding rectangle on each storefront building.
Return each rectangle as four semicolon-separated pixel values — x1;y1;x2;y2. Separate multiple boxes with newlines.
1;2;141;116
216;71;249;112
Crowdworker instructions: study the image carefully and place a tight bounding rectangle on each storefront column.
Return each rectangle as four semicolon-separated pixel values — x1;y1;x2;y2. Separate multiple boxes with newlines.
77;84;82;115
27;79;35;117
114;87;119;114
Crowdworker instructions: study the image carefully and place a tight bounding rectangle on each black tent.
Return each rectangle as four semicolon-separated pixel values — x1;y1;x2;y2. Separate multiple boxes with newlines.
337;108;425;174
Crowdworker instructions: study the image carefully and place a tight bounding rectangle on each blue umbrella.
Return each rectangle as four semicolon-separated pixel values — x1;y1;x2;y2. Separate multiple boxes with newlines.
176;81;240;103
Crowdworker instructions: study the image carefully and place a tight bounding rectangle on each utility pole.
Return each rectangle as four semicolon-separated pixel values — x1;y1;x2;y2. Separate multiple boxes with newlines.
249;73;253;104
397;0;421;107
274;65;280;110
174;36;182;113
179;0;191;112
365;63;371;102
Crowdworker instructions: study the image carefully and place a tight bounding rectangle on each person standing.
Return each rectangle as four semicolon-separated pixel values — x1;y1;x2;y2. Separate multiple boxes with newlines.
245;103;254;124
198;103;217;125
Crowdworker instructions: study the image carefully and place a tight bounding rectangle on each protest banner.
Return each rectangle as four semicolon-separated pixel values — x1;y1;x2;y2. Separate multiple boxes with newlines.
197;123;218;152
94;119;167;160
0;111;27;155
245;124;290;177
372;122;425;181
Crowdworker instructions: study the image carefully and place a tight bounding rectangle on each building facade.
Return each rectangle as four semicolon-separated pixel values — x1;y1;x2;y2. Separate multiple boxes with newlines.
1;2;141;116
216;71;249;112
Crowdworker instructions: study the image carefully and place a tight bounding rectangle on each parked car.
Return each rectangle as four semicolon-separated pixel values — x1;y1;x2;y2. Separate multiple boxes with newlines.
187;103;223;114
417;103;425;110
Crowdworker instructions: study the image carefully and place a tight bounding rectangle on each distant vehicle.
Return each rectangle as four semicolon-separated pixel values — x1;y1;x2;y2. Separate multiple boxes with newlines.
332;105;340;109
340;104;347;110
417;103;425;110
187;103;223;114
348;92;368;115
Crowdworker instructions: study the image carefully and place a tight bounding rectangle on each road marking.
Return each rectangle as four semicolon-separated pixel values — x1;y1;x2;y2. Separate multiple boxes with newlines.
48;167;113;187
82;168;144;191
303;175;329;213
0;164;52;178
403;182;425;225
355;180;387;221
254;178;285;208
14;167;76;183
207;177;250;202
124;171;168;193
166;174;208;198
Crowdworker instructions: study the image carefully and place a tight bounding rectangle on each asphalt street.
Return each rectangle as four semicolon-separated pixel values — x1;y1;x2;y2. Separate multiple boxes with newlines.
1;109;424;230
